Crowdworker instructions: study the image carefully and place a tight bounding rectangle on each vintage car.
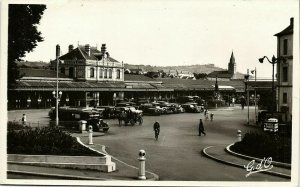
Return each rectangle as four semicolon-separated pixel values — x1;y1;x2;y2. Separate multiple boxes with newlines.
49;107;109;132
181;103;202;113
139;103;162;116
169;103;185;113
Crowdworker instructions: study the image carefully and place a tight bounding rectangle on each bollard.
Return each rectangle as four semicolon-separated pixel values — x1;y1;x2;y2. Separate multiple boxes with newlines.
138;150;146;180
79;120;87;133
88;125;93;145
237;130;242;142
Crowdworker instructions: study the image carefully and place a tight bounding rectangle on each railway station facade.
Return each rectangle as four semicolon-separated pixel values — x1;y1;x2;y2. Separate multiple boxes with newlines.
7;44;273;110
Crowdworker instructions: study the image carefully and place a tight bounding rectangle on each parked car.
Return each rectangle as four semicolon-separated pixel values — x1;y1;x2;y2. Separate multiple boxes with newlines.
181;103;202;113
139;103;162;116
49;107;109;132
169;103;184;113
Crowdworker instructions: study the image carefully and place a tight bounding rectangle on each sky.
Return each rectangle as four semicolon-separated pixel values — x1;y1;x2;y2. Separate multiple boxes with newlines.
23;0;297;78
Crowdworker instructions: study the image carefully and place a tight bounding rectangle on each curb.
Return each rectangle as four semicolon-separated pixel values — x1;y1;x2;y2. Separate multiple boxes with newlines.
77;137;160;181
7;169;107;180
202;146;291;179
226;144;291;169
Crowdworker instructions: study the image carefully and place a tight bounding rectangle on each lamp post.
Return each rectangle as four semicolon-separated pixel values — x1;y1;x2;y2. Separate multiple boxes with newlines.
52;57;62;126
52;90;62;126
259;55;286;116
244;70;250;125
214;76;219;108
250;68;257;122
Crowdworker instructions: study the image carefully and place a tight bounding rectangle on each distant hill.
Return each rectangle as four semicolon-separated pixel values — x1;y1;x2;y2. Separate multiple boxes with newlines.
124;64;226;74
17;61;50;68
16;61;230;75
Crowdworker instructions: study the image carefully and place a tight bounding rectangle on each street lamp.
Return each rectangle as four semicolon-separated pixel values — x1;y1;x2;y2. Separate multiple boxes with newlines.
244;70;250;125
214;76;219;108
259;55;286;116
250;68;257;122
52;90;62;126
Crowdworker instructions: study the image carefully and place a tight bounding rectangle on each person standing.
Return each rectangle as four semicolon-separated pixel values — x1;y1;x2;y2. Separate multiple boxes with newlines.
153;121;160;140
204;109;209;120
21;114;27;126
198;119;206;136
210;113;214;121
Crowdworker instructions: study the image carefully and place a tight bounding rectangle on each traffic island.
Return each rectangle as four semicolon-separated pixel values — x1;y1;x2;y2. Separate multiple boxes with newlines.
202;145;291;179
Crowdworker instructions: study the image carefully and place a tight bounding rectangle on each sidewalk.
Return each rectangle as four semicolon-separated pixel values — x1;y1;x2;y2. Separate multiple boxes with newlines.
202;145;291;179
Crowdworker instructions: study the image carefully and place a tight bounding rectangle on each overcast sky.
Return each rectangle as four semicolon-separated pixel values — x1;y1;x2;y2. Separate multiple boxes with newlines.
23;0;297;78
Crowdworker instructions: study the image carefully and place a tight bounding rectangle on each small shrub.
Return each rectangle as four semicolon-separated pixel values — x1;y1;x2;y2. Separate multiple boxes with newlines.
231;131;291;163
7;126;99;156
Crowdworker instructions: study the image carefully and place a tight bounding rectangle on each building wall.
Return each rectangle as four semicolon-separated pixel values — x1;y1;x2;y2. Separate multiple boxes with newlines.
60;59;124;81
277;27;293;121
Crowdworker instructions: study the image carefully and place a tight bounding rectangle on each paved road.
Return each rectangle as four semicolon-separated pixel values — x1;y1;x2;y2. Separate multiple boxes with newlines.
7;106;289;181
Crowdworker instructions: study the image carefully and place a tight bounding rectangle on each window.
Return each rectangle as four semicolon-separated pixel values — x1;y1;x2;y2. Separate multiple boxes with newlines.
109;69;112;78
99;69;103;78
60;67;65;74
282;66;288;82
283;39;288;55
90;68;95;78
283;93;287;104
104;69;107;78
69;67;74;78
117;69;121;79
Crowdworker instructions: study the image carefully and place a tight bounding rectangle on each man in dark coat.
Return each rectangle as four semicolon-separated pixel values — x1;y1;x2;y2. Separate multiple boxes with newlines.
153;121;160;140
198;119;206;136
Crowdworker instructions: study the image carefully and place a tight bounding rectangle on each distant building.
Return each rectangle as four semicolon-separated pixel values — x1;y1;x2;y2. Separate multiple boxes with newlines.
51;44;124;82
207;52;239;80
275;17;293;122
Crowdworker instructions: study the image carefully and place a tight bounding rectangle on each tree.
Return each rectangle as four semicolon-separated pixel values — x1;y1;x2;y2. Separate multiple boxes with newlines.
8;4;46;87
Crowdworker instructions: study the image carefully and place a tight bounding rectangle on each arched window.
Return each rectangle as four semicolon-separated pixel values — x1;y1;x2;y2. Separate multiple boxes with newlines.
117;69;121;79
104;69;108;78
90;68;95;78
109;69;112;78
99;69;103;78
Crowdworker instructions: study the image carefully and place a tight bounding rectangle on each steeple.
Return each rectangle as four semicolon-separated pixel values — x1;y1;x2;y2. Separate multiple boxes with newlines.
228;51;236;75
229;51;235;64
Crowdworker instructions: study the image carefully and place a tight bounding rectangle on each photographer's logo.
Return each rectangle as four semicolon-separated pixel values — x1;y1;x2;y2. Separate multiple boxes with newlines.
244;157;273;177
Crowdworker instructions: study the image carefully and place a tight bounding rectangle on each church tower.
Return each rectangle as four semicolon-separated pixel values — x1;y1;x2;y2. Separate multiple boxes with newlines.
228;51;236;75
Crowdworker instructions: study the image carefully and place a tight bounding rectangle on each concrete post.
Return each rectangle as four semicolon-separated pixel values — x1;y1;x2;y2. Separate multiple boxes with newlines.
79;120;87;133
138;150;146;180
88;125;93;145
237;130;242;142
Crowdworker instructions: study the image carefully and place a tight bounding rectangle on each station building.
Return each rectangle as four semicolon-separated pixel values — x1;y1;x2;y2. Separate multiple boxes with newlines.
7;44;273;110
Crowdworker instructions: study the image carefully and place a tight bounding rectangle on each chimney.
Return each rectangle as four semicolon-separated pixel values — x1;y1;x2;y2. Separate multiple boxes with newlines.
101;44;107;54
85;44;90;56
68;44;74;52
290;17;294;26
56;44;60;59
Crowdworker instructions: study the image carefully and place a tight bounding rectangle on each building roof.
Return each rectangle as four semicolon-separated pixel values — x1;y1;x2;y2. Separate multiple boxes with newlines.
59;45;120;63
156;78;245;91
207;70;233;78
274;18;294;37
124;74;159;82
19;68;69;78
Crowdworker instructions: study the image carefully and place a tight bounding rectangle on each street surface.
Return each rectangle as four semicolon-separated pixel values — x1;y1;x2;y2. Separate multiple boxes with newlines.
7;106;289;181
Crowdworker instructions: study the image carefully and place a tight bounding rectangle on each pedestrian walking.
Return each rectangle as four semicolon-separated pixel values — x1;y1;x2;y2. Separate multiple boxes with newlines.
198;119;206;136
204;109;209;120
153;121;160;140
21;114;27;126
210;113;214;121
